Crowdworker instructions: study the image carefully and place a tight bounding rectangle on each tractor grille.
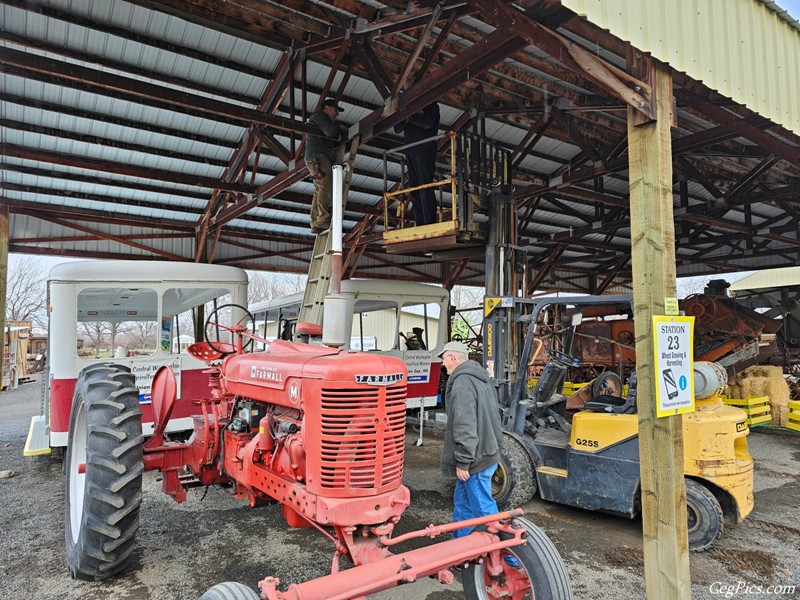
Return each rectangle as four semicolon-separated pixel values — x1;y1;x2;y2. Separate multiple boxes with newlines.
318;384;406;490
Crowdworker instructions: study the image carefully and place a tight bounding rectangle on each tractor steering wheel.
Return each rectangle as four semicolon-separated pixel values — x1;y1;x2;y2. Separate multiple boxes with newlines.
204;303;256;355
548;349;575;368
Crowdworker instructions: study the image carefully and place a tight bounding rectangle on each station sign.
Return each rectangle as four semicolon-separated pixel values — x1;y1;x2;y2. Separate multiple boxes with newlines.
652;315;695;418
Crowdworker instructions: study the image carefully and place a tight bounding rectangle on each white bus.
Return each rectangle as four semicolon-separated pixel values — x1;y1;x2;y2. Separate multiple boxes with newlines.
249;280;449;414
25;260;249;455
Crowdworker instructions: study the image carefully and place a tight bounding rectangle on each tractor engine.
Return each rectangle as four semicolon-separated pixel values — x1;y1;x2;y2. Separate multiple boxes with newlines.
194;340;411;530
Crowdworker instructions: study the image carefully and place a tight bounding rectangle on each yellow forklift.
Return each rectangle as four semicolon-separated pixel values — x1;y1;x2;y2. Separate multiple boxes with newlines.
378;130;753;550
486;295;754;551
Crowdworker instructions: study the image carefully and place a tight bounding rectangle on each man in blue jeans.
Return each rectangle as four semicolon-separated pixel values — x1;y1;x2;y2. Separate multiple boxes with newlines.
438;341;504;538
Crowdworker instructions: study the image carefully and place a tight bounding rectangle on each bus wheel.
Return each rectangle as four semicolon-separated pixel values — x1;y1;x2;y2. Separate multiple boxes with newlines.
65;364;143;580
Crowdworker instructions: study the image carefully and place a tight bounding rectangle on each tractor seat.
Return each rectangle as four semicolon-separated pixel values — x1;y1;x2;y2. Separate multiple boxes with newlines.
583;394;635;414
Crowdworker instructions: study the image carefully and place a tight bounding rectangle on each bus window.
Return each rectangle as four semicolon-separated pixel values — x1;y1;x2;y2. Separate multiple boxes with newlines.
351;300;398;351
164;287;234;353
399;301;442;351
76;287;158;360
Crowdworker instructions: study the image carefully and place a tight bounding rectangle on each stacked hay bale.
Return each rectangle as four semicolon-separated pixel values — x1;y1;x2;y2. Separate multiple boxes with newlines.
727;366;790;426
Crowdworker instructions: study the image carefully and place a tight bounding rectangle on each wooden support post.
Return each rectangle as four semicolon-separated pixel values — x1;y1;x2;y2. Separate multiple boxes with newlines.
0;206;9;388
626;53;691;599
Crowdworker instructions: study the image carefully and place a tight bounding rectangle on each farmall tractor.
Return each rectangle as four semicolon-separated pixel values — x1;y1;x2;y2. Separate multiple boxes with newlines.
64;304;573;599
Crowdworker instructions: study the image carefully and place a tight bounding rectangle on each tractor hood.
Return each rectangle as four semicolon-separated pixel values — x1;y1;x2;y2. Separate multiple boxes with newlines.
221;340;408;406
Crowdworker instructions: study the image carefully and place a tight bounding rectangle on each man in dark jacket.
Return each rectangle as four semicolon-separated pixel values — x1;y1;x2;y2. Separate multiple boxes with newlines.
394;102;440;226
439;341;503;537
304;98;344;233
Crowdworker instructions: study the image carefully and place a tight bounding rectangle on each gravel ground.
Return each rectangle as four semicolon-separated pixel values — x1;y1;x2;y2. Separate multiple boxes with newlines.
1;375;798;599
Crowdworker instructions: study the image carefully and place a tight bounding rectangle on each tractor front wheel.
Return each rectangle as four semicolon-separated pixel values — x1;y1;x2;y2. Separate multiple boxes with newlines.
686;478;723;551
65;364;143;580
492;432;536;509
463;517;573;600
200;581;261;600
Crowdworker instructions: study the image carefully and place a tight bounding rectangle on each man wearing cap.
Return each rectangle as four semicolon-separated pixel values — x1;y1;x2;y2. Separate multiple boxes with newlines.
304;98;344;233
438;340;503;537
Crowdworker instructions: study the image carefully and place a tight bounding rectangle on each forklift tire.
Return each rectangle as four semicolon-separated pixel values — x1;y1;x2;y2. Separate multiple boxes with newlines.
493;432;536;509
463;516;573;600
200;581;261;600
686;479;723;551
65;364;143;580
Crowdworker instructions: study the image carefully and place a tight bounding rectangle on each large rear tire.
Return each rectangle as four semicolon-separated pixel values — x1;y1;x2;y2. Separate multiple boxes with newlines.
65;364;143;580
463;517;573;600
492;432;536;509
686;478;723;551
200;581;261;600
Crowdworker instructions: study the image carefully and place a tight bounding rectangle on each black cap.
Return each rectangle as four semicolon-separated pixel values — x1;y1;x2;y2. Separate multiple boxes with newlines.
322;98;344;112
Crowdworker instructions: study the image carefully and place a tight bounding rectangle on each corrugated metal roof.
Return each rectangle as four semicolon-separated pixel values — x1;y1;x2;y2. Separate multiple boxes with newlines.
2;0;799;292
562;0;800;135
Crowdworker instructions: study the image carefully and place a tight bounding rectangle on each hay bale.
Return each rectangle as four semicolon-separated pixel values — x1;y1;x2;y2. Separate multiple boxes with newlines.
753;366;784;378
726;383;742;399
741;377;765;398
763;377;790;426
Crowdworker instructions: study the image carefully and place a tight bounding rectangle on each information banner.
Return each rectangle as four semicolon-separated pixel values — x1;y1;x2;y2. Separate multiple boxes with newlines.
403;350;432;383
652;315;695;418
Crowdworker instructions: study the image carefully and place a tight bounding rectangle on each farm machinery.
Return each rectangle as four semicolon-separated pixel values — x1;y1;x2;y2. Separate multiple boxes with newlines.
485;295;755;552
64;304;572;599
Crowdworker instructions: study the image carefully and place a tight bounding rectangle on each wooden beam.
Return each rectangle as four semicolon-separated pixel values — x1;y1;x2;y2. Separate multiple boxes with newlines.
627;54;691;599
0;144;254;193
410;12;457;86
472;0;653;120
0;46;324;137
391;3;443;97
675;89;800;169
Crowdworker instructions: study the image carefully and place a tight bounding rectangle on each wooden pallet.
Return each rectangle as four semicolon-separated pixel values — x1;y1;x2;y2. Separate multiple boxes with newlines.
788;400;800;433
724;395;772;427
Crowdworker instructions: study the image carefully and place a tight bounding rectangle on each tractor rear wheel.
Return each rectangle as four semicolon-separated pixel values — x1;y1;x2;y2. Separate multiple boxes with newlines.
686;478;723;551
65;364;143;580
200;581;261;600
463;517;573;600
492;432;536;509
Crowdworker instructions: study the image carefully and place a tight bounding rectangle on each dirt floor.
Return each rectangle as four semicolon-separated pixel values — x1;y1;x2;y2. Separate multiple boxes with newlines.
1;375;798;599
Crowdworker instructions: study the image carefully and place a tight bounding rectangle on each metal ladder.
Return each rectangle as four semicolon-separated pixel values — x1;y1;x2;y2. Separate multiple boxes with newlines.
298;137;360;325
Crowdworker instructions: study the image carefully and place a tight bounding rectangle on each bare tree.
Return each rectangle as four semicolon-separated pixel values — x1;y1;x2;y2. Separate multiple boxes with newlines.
247;271;306;304
80;321;112;358
121;320;157;351
451;285;484;311
5;255;48;327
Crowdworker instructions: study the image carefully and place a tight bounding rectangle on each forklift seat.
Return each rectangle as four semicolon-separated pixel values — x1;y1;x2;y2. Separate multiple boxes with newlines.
583;394;635;414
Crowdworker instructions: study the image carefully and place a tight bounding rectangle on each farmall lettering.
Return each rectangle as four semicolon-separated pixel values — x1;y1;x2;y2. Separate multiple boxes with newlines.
250;365;284;383
354;373;404;386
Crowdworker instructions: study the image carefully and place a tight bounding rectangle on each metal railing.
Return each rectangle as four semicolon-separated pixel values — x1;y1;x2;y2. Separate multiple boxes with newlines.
382;131;510;235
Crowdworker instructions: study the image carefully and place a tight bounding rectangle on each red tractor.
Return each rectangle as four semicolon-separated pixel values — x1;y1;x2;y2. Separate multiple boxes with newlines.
64;304;572;599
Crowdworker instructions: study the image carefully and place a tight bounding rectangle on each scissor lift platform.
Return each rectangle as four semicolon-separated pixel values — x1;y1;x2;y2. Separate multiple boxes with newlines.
383;220;486;254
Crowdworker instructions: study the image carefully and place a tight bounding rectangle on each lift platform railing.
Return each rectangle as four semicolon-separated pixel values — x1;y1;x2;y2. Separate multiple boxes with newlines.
381;131;510;238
